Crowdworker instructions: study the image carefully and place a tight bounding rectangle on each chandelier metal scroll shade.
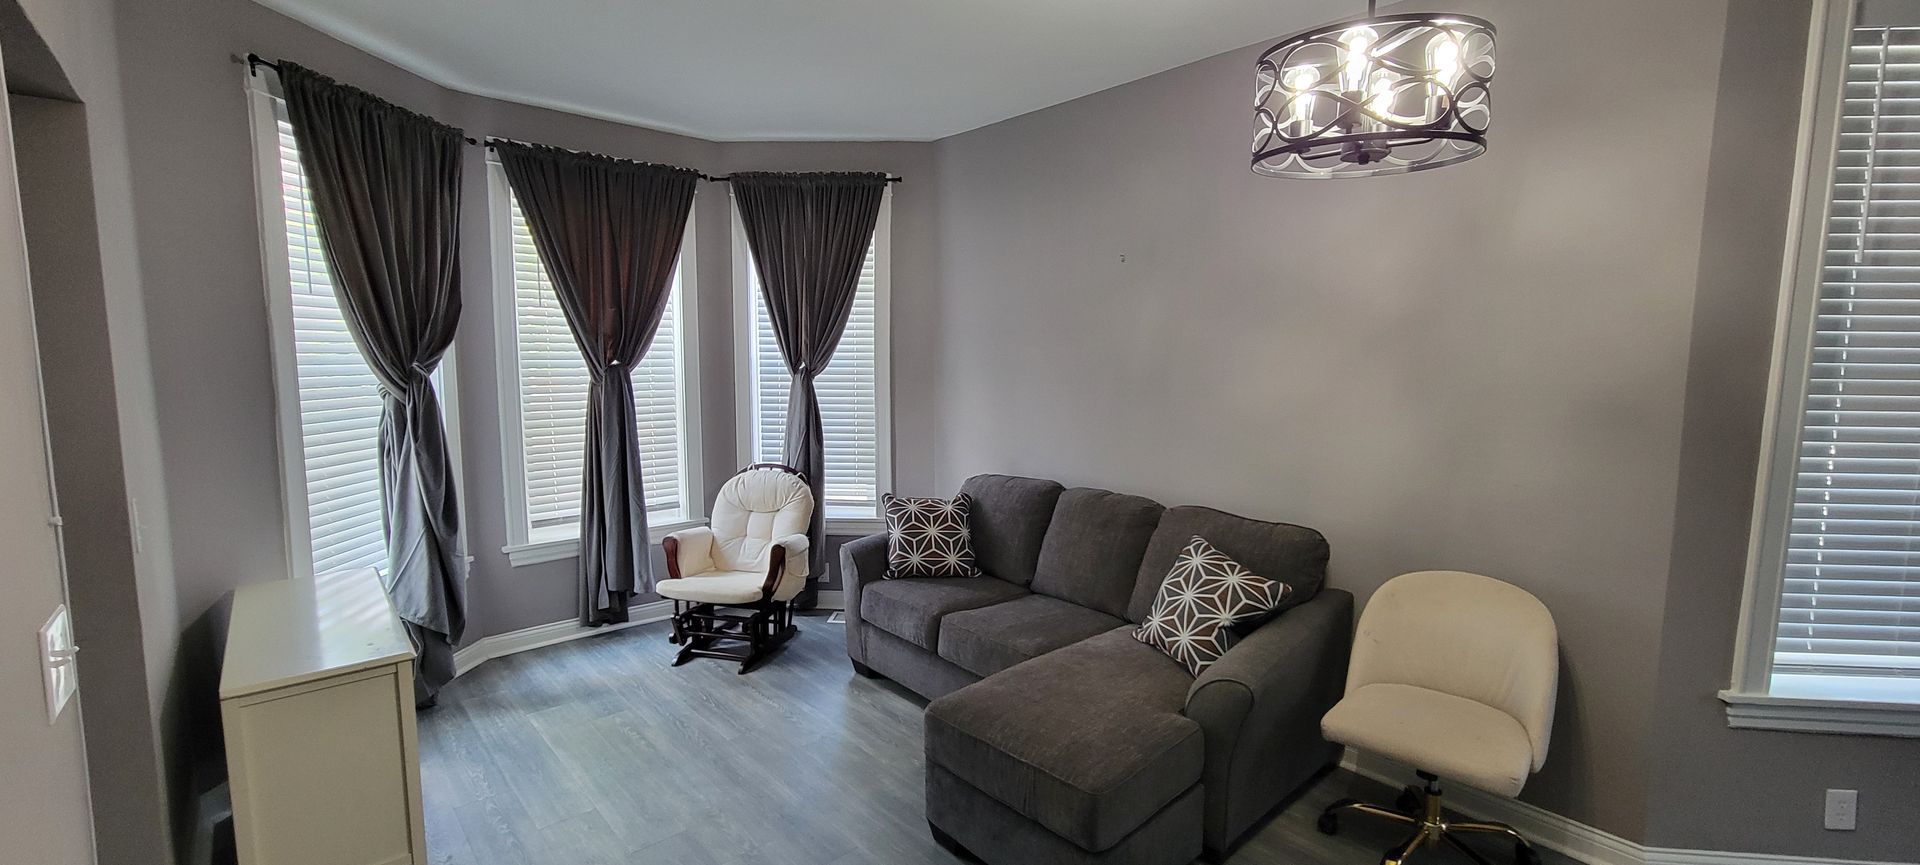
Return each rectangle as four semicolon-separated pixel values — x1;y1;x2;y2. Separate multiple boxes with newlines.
1252;7;1495;178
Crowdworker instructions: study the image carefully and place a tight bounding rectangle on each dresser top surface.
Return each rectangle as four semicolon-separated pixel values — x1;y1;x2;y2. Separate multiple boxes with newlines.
220;567;414;699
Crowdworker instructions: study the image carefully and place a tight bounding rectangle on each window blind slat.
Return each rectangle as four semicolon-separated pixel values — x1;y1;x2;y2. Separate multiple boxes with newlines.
1777;22;1920;679
747;242;881;515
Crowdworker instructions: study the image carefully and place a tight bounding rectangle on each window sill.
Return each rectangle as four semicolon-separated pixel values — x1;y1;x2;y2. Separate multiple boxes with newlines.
1719;688;1920;738
500;518;706;568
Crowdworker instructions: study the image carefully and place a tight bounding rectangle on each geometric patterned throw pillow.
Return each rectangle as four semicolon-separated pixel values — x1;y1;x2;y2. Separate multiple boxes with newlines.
883;493;979;579
1134;536;1291;675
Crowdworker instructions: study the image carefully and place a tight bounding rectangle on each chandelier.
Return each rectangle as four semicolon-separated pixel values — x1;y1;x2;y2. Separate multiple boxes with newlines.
1251;2;1495;178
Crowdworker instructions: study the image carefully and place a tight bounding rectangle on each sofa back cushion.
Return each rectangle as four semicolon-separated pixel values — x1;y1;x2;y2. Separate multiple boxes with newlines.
959;474;1065;586
1030;488;1166;617
1125;505;1329;623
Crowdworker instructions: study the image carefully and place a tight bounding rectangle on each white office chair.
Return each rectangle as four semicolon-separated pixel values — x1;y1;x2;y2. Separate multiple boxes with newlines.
1317;570;1558;865
656;464;814;673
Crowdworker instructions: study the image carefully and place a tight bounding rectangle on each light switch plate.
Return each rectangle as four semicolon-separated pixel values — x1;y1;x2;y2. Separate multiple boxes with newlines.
39;604;77;724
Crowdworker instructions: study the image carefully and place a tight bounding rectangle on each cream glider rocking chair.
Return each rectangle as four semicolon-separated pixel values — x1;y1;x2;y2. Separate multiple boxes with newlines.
656;464;814;673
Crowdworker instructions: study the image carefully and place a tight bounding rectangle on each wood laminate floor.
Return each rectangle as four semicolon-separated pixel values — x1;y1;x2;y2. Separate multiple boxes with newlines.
419;613;1575;865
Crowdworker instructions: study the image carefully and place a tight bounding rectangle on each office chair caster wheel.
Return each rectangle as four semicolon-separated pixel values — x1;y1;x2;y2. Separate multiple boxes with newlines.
1515;842;1541;865
1396;786;1421;813
1316;811;1339;835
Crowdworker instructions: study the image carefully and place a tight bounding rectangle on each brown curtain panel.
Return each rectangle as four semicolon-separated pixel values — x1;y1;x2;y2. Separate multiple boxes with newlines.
280;62;467;706
494;142;698;626
731;172;888;590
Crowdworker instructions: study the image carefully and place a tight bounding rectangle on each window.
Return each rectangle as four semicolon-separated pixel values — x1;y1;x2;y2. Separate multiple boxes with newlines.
493;164;701;564
734;191;892;528
1728;0;1920;733
248;83;465;579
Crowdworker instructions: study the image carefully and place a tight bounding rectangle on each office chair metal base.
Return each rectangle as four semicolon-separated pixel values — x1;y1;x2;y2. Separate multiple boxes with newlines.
1318;773;1541;865
668;599;797;674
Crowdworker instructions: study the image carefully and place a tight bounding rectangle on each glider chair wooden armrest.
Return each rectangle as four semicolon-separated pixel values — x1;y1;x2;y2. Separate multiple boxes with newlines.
655;465;814;673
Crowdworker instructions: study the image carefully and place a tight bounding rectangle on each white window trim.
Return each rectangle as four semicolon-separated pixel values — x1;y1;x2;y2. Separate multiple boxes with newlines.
246;71;471;580
730;188;893;536
490;160;705;567
1722;0;1920;737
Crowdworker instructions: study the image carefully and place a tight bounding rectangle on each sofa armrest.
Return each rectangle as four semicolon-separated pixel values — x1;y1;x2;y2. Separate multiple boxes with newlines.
838;532;890;665
664;526;715;579
1183;588;1354;855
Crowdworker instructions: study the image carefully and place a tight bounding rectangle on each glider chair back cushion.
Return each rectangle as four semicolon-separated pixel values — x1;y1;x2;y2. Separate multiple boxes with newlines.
710;468;815;577
1346;570;1558;772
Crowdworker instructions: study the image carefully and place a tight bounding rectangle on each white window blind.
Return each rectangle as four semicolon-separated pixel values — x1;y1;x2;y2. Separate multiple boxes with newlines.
510;194;688;535
273;115;388;576
746;239;880;518
1778;22;1920;683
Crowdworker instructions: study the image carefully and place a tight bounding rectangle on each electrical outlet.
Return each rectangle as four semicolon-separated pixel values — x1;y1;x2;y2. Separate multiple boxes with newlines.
1824;789;1857;831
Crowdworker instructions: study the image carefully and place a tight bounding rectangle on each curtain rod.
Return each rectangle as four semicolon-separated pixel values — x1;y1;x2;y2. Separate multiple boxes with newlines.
244;53;480;145
483;137;903;184
245;54;903;185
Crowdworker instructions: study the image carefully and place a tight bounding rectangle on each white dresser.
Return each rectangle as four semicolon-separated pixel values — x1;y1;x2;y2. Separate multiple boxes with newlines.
219;567;426;865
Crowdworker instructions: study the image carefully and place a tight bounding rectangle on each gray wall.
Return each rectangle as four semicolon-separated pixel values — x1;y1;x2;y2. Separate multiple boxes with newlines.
923;0;1731;842
1645;2;1920;859
10;0;181;861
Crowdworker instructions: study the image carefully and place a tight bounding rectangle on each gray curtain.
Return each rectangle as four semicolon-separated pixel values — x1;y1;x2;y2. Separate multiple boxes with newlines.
494;142;698;626
731;172;888;589
280;63;467;707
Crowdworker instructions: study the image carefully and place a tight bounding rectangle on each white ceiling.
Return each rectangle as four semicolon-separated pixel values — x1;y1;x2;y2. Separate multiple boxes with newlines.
252;0;1349;141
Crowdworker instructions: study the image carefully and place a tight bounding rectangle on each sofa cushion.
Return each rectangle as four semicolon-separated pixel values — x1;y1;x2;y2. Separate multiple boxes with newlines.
960;474;1066;586
1030;488;1165;618
936;594;1124;678
925;628;1202;852
883;492;979;579
859;577;1028;651
1126;505;1329;624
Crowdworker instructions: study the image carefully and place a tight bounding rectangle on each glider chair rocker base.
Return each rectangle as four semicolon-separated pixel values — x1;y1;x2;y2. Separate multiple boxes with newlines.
657;464;815;674
667;598;797;674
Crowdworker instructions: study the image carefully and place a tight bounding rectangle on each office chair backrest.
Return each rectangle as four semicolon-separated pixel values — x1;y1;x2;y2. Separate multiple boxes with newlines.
1347;570;1559;770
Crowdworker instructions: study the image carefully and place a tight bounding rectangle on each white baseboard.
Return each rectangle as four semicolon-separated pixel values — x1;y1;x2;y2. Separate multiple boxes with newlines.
1339;750;1912;865
453;600;673;676
1645;852;1918;865
813;589;844;611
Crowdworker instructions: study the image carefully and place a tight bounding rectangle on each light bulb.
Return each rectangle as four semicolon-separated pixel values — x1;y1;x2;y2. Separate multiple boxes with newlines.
1286;66;1318;135
1340;27;1375;93
1428;35;1461;121
1369;70;1395;119
1431;35;1462;84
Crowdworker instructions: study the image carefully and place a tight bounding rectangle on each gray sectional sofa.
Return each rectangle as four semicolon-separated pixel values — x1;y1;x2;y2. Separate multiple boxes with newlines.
839;474;1354;865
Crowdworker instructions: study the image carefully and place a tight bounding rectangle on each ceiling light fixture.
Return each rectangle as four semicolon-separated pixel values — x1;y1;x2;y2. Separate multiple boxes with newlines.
1251;1;1495;178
